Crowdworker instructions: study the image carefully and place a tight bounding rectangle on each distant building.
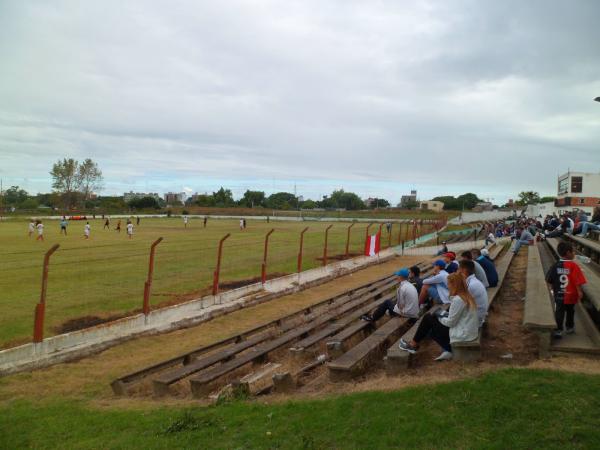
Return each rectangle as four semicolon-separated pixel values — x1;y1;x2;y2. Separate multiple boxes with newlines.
164;192;187;205
420;200;444;212
506;199;515;208
556;171;600;215
399;190;417;207
123;191;161;202
472;201;493;212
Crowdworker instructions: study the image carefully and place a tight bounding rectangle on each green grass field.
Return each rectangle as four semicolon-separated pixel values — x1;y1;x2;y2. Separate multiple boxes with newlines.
0;217;433;347
2;368;599;449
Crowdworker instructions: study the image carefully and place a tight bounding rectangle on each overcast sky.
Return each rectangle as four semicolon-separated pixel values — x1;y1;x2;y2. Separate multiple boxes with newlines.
1;0;599;204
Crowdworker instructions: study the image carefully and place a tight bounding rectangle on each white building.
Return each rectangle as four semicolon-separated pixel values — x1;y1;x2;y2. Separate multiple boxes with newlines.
556;171;600;215
420;200;444;212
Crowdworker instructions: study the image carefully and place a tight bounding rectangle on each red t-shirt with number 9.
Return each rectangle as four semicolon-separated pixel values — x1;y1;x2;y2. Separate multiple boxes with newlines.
546;260;587;305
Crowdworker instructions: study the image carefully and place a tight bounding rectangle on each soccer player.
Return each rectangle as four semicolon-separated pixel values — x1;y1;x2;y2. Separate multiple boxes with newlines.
184;215;189;228
126;220;133;239
104;217;110;230
115;220;121;233
84;221;91;239
60;216;68;236
36;220;44;241
28;220;35;237
239;218;244;230
136;216;140;226
546;242;587;338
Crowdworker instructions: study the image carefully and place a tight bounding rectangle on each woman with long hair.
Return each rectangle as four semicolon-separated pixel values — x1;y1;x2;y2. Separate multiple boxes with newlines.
399;272;479;361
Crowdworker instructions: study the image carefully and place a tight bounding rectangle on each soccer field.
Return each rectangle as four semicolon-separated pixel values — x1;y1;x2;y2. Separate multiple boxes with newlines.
0;217;426;348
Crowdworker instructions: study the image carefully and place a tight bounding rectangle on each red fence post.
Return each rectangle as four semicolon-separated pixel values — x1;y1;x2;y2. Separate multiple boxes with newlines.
212;233;231;296
365;222;374;243
261;228;275;284
143;237;163;316
297;227;309;273
323;225;333;266
33;244;60;343
345;223;355;257
398;222;403;245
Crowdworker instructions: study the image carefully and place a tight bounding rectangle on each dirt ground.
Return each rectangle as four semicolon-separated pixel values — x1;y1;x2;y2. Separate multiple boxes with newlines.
3;249;600;410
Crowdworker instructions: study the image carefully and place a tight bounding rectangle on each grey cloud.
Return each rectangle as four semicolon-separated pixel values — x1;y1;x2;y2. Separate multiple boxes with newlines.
0;0;599;202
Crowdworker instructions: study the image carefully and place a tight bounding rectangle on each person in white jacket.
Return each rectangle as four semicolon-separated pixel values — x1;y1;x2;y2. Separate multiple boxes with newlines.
360;268;419;323
399;272;479;361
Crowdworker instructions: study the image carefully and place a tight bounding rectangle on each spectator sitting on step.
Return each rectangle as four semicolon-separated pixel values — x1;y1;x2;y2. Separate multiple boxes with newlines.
460;251;489;288
361;269;419;324
398;272;479;361
459;260;489;327
472;248;498;288
419;260;450;306
409;265;423;294
577;206;600;237
485;232;496;246
513;227;534;253
443;252;459;273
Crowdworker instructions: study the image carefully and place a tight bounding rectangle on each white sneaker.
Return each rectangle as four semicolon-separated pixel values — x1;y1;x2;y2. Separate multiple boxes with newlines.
434;351;453;361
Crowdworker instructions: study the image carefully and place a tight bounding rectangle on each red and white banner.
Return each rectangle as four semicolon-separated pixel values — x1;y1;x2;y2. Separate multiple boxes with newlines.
364;232;381;256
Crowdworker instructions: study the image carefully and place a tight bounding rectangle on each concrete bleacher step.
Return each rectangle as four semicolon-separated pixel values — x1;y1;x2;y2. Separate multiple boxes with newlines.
112;273;398;395
290;293;395;357
542;239;600;356
187;285;398;398
327;316;411;381
288;282;399;355
551;305;600;355
523;245;557;358
384;306;440;375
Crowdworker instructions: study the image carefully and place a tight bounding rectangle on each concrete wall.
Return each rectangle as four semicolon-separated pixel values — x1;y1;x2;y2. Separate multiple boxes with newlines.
0;246;401;376
450;210;514;224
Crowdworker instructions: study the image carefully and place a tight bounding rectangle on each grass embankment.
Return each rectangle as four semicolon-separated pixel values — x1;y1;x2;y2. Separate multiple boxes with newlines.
0;218;434;347
1;368;598;449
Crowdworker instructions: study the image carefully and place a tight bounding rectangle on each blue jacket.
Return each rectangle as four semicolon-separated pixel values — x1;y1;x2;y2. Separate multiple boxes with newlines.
477;256;498;288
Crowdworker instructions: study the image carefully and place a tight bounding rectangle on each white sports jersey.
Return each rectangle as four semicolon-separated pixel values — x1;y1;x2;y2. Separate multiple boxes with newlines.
127;224;133;234
37;223;44;234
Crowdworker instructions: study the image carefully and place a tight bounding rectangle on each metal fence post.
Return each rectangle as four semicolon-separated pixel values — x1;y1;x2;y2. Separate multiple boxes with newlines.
212;233;231;296
297;227;309;275
388;223;393;248
323;225;333;266
143;237;163;316
261;228;275;284
345;223;355;257
33;244;60;343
